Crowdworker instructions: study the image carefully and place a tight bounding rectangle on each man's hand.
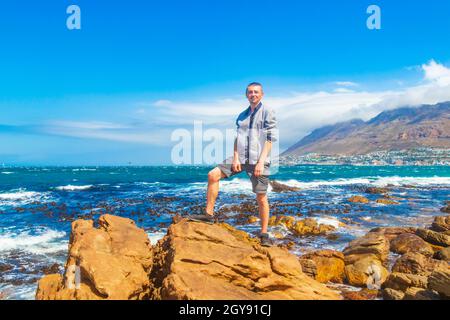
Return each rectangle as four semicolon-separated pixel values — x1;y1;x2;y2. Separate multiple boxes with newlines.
232;158;242;173
254;161;264;177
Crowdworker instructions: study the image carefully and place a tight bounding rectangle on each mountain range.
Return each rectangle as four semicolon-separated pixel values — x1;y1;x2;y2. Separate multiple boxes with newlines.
283;101;450;156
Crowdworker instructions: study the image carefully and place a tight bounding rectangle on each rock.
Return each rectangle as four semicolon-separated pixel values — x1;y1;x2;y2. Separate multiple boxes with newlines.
150;219;341;300
41;263;61;275
440;205;450;214
269;215;335;236
434;247;450;261
415;228;450;247
391;252;448;276
344;256;389;287
247;216;259;224
382;288;405;300
299;259;317;279
369;227;416;242
269;180;300;193
428;270;450;298
301;250;345;283
36;214;153;300
376;198;399;205
403;287;441;300
348;196;369;204
365;187;389;194
342;288;379;300
343;232;389;263
382;272;428;292
431;216;450;233
390;233;434;257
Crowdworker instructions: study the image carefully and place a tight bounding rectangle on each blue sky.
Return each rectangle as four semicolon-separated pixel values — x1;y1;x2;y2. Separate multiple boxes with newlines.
1;0;450;165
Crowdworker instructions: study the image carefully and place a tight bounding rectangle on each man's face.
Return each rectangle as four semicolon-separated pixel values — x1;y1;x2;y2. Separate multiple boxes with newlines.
246;85;264;106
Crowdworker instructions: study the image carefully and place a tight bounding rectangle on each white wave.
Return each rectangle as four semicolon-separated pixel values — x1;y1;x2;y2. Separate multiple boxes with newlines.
280;178;372;189
314;216;342;229
0;228;68;254
55;185;93;191
273;176;450;190
371;176;450;187
1;171;14;175
147;231;166;245
0;190;51;206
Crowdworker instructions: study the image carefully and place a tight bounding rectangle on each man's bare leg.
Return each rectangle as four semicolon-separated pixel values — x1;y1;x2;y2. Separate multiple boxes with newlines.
206;167;226;216
256;193;269;233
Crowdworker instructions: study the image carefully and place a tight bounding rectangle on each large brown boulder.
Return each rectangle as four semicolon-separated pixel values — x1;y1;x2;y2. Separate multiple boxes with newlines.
428;270;450;298
343;232;389;263
390;233;434;257
415;228;450;247
369;227;416;242
300;250;345;283
431;216;450;234
342;232;390;287
36;214;153;300
391;252;448;276
149;219;341;300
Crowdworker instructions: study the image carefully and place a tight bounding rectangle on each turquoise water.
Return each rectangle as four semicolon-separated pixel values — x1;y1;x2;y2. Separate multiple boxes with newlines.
0;165;449;299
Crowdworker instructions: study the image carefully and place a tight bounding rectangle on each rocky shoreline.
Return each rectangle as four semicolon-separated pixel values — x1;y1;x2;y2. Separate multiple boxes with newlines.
35;198;450;300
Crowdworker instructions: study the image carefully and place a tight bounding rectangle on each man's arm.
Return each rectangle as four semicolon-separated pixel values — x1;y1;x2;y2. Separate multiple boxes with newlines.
254;109;277;177
232;138;242;172
254;141;272;177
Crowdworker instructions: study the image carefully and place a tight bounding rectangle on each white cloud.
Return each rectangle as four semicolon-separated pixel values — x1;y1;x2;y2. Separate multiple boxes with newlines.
334;81;358;87
422;59;450;86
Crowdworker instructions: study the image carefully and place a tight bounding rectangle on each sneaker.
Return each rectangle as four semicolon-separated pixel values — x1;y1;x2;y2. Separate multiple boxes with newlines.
188;209;215;224
259;233;272;247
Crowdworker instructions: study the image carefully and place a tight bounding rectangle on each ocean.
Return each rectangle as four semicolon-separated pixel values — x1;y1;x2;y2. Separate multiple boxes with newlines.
0;165;449;299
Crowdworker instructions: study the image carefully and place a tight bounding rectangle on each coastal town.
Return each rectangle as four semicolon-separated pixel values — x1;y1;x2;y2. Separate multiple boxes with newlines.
281;148;450;166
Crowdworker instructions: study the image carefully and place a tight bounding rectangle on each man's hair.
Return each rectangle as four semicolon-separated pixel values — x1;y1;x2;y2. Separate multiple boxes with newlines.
246;82;263;94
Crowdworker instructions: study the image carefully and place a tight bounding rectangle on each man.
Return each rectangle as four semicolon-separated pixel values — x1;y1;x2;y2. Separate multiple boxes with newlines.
190;82;277;247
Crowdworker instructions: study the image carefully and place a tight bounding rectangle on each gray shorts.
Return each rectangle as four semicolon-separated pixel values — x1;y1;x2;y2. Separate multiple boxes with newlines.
217;159;270;194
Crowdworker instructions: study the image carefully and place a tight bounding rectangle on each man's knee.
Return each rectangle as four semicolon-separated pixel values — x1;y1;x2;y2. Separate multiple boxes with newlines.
208;168;222;183
256;193;268;203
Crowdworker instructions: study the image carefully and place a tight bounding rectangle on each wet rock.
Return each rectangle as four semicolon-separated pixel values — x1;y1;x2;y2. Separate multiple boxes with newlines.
391;252;448;276
375;198;399;205
300;250;345;283
269;180;300;193
0;263;14;273
415;228;450;247
347;196;370;204
430;216;450;233
365;187;389;195
36;214;153;300
428;270;450;298
390;233;434;257
440;205;450;214
150;219;341;300
269;215;335;236
41;263;61;275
